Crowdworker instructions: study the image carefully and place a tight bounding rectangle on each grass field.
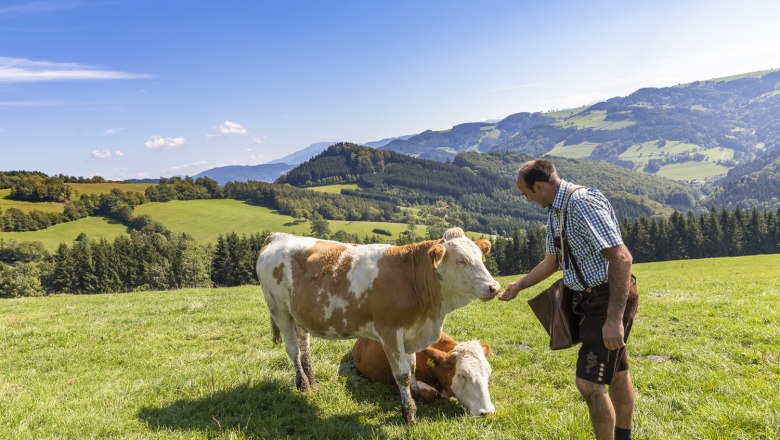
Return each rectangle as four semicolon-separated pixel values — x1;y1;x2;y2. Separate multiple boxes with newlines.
0;189;65;214
134;199;424;244
0;216;129;251
305;184;360;194
67;183;152;197
553;110;636;131
1;255;778;439
655;161;730;181
546;141;600;159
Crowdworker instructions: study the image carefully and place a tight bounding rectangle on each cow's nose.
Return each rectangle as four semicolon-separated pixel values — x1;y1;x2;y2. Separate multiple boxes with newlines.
479;409;495;417
488;284;499;294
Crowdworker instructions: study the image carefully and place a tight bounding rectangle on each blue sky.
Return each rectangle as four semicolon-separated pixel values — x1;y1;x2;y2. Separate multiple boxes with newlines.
2;0;780;180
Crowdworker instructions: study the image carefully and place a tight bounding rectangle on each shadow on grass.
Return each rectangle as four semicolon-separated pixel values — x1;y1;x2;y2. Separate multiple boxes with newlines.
337;352;467;422
138;379;380;439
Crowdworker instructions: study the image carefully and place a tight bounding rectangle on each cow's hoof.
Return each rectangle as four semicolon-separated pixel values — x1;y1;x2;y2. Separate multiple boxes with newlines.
402;402;417;426
295;375;311;391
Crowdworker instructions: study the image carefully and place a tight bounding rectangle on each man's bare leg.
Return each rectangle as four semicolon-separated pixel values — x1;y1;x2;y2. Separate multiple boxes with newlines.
577;377;615;440
609;371;635;431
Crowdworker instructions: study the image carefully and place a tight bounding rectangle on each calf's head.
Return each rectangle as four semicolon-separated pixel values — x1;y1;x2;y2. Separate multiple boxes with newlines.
424;340;496;416
429;228;500;301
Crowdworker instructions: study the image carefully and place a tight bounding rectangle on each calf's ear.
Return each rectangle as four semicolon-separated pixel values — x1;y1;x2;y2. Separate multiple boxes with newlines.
475;239;491;255
482;343;492;357
422;347;449;367
429;243;446;269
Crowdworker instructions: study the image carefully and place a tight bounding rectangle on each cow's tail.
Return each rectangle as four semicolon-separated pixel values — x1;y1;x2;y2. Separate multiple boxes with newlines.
271;318;282;344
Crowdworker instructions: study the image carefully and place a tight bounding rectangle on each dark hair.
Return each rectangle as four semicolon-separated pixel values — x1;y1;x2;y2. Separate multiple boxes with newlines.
518;159;556;188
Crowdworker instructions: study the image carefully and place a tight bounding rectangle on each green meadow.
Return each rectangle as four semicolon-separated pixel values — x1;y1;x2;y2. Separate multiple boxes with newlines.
553;110;636;131
1;254;778;439
546;141;600;159
133;199;423;244
0;189;65;214
0;216;128;251
67;183;152;197
305;184;360;194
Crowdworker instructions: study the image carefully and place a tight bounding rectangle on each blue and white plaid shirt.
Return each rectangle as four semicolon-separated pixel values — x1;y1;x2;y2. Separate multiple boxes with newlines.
545;180;623;291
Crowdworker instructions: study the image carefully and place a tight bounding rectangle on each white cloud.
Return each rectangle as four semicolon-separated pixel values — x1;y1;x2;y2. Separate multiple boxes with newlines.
91;149;126;159
253;136;266;144
0;57;150;82
145;135;185;151
103;127;125;135
163;160;209;174
218;120;247;135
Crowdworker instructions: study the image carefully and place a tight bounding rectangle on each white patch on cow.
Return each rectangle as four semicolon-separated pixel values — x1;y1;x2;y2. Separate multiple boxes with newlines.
344;244;390;299
323;294;349;320
449;340;495;416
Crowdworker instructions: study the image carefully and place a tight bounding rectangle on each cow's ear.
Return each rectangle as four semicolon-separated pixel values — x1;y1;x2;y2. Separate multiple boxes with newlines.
423;347;449;367
482;343;492;357
429;243;446;269
475;239;491;255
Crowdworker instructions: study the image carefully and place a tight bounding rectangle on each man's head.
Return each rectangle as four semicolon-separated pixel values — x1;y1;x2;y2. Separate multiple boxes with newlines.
516;159;560;208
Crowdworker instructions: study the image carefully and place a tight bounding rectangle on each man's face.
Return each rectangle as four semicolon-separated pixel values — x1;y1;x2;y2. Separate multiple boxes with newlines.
516;179;549;208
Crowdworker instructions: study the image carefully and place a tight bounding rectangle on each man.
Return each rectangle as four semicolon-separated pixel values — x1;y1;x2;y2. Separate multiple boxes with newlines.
499;159;638;440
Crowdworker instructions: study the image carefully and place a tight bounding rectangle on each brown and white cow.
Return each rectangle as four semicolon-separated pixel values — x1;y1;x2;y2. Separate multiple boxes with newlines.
352;332;496;416
256;227;500;425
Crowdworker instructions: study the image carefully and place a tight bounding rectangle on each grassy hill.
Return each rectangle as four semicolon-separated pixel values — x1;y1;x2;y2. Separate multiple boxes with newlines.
0;216;128;251
1;254;777;438
133;199;423;244
0;188;65;214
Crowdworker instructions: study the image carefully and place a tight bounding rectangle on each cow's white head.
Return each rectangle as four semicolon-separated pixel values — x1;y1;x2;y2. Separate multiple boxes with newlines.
429;228;500;301
424;340;496;416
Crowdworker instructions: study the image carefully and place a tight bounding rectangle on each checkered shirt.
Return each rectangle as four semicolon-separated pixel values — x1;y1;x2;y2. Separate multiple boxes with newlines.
545;180;624;291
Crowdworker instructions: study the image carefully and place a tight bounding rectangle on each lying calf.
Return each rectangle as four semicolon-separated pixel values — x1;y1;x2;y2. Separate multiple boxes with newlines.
352;332;496;416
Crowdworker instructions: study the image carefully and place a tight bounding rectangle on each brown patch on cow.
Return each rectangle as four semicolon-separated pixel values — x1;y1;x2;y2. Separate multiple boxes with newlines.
377;240;443;325
288;241;370;337
272;263;285;285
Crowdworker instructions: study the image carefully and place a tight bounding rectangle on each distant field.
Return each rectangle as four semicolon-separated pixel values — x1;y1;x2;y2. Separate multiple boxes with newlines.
553;110;635;131
68;182;152;196
134;199;424;244
1;255;777;438
543;106;588;118
0;216;128;251
0;189;64;214
655;161;729;181
305;184;360;194
546;141;599;159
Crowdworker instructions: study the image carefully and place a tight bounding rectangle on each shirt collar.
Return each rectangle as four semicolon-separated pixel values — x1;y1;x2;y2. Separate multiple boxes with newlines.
549;179;572;211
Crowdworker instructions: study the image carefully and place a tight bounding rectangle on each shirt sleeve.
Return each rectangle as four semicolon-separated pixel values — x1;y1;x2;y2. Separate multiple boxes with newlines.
571;191;623;251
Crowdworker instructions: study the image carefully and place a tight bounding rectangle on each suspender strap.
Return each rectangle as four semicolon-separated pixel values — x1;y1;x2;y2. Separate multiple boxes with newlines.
560;186;589;290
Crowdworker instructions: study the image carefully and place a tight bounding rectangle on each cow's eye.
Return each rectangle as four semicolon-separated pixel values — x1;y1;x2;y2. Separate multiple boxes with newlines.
456;258;467;268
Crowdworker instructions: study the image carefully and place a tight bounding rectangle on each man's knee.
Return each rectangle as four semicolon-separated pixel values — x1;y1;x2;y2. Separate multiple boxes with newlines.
576;376;607;402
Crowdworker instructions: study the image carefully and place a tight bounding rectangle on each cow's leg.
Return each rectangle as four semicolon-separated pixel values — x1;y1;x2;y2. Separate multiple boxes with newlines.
379;331;417;425
296;325;316;387
406;352;422;401
272;310;311;391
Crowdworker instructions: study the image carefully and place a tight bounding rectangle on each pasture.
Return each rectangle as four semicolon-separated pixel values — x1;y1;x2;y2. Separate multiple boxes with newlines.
0;189;64;214
133;199;424;244
67;183;152;197
1;254;778;439
0;216;128;251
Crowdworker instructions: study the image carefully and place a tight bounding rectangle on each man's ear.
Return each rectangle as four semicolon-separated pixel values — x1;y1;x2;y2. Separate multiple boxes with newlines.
422;347;449;367
429;243;446;269
482;343;492;358
475;239;491;256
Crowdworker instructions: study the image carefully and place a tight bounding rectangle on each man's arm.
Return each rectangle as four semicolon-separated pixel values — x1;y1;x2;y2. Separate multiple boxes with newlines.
602;244;633;350
499;254;559;301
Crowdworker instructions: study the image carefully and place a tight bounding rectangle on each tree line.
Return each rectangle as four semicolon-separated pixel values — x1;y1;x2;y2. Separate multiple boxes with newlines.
487;206;780;276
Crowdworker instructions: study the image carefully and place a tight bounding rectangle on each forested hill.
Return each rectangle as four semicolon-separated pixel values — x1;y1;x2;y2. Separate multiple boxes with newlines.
706;150;780;208
276;143;700;234
378;69;780;185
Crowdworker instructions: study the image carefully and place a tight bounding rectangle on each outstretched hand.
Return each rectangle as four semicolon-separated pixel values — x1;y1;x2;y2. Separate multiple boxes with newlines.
499;281;522;301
